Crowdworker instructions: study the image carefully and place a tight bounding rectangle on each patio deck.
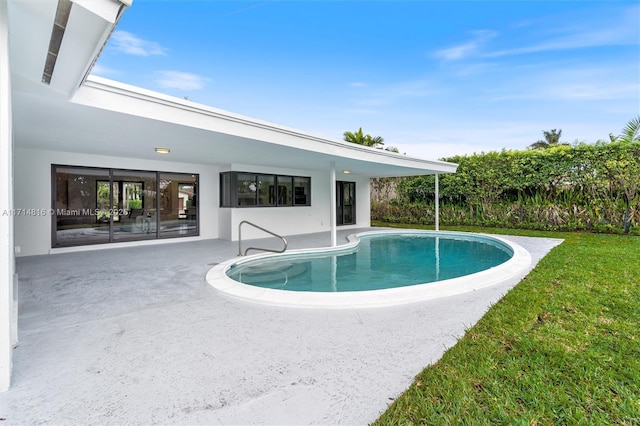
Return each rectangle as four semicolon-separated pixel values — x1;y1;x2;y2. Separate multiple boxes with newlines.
0;229;562;425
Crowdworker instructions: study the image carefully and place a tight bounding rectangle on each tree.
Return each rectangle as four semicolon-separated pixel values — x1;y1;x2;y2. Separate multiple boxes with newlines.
343;127;385;148
529;129;567;150
610;116;640;143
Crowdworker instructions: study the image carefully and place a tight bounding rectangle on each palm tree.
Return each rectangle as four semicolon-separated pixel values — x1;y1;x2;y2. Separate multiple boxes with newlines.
343;128;385;148
529;129;567;150
611;116;640;143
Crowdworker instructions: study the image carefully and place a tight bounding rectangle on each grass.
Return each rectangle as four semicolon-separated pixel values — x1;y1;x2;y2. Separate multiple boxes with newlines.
371;221;640;425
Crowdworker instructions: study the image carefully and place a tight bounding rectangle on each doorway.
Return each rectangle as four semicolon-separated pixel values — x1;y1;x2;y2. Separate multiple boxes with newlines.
336;181;356;225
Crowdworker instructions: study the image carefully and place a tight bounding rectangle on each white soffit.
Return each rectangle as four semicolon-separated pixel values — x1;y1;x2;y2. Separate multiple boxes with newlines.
9;1;456;178
9;0;128;98
66;76;458;177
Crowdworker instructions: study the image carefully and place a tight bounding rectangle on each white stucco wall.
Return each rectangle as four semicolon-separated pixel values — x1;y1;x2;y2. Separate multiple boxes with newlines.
0;0;15;392
226;166;330;241
13;149;374;257
353;175;372;229
13;148;220;256
221;165;371;241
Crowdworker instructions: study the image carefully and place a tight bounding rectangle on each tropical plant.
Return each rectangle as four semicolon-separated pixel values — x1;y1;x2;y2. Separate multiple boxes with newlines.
610;116;640;143
529;129;567;150
376;142;640;234
343;127;385;148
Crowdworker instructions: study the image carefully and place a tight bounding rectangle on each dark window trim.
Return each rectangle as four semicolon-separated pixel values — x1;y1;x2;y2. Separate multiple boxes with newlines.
336;180;356;226
220;171;311;208
51;164;199;248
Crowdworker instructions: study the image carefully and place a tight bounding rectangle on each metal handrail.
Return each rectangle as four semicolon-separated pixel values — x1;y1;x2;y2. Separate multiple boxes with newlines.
238;220;288;256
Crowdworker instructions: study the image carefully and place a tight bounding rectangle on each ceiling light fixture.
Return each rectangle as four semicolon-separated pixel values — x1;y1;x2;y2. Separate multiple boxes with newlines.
155;147;171;154
342;170;351;174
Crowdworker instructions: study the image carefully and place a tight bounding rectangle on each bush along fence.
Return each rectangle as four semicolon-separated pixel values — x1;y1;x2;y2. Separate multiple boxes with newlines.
371;141;640;235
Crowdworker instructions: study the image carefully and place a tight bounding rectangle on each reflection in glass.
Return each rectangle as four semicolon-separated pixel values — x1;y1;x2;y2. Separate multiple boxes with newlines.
54;167;110;247
294;177;310;206
237;173;257;206
159;172;198;238
336;181;356;225
219;172;310;208
258;174;275;206
53;165;198;247
277;176;293;206
112;170;157;242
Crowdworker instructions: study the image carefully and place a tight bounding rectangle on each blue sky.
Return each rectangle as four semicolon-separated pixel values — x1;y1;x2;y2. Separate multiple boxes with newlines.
93;1;640;160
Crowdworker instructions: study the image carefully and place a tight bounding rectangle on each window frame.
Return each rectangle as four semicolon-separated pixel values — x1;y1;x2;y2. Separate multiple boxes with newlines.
52;164;199;248
220;171;310;208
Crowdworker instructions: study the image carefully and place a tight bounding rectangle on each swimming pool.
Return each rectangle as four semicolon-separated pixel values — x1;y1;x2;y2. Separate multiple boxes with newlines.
206;230;532;308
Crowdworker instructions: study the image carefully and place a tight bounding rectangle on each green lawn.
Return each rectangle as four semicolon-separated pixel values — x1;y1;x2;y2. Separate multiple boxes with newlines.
371;222;640;425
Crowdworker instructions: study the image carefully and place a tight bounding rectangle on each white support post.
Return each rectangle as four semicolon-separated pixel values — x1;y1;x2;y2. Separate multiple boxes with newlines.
330;162;337;247
0;0;15;392
435;173;439;232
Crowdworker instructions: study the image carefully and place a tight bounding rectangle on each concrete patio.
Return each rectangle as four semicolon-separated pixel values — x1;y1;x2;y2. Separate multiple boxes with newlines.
0;229;562;425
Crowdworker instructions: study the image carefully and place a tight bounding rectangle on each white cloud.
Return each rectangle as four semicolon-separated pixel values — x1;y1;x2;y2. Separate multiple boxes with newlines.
434;30;498;61
485;5;639;58
155;71;210;91
483;64;640;103
90;63;117;76
110;31;167;56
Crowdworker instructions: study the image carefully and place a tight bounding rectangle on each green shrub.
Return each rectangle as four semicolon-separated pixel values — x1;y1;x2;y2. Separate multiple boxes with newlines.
375;142;640;235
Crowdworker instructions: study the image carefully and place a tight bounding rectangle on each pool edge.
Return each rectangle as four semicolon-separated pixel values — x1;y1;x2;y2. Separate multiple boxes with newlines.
206;231;532;309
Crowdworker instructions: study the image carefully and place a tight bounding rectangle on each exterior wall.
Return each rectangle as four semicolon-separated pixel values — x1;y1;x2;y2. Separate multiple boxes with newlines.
353;175;371;229
13;148;220;256
0;0;15;392
221;165;371;242
13;149;374;257
223;164;333;241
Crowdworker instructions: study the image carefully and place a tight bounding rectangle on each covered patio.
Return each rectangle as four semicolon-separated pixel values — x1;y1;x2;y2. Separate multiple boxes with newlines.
0;230;562;425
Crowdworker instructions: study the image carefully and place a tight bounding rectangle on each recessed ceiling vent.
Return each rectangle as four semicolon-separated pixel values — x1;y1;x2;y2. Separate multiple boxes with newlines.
42;0;73;85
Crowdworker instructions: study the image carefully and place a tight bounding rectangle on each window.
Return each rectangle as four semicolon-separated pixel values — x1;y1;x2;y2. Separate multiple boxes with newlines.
52;165;198;247
220;172;310;208
237;173;257;206
277;176;293;206
294;177;310;206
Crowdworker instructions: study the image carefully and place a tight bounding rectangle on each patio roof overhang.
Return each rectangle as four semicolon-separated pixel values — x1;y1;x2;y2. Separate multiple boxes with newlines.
8;0;457;178
13;76;457;178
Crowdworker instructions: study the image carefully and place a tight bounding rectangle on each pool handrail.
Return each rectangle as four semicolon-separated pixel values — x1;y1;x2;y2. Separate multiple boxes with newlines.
238;220;288;256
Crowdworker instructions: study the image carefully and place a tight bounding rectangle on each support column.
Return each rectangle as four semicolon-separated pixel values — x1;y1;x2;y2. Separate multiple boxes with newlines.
329;162;337;247
435;173;439;232
0;0;15;392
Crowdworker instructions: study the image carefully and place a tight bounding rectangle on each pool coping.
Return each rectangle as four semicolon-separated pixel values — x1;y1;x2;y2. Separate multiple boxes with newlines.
206;230;532;309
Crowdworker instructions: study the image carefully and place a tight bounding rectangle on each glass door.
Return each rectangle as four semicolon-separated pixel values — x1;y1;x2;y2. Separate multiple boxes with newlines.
112;170;157;242
336;181;356;225
53;167;111;247
53;165;199;247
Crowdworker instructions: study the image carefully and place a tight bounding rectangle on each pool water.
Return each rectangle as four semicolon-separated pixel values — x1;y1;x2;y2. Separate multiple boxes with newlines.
226;233;513;292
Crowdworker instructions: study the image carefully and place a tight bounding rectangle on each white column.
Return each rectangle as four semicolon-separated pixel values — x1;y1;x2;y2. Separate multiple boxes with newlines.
435;173;440;232
329;162;337;247
0;0;15;392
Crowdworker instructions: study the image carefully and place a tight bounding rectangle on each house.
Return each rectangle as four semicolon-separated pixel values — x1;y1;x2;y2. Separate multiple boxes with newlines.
0;0;457;391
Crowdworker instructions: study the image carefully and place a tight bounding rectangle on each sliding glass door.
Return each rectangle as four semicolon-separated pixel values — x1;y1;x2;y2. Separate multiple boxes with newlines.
159;172;198;238
53;165;198;248
53;166;111;246
112;170;157;242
